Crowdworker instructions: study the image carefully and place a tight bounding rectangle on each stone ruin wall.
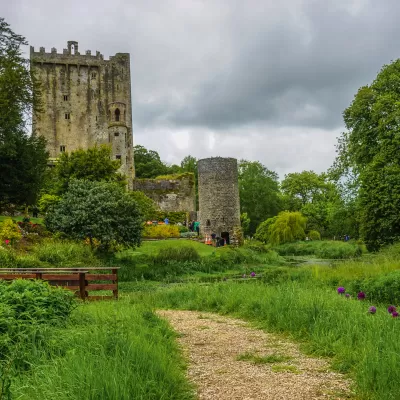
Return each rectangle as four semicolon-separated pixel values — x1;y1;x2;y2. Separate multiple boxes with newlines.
197;157;242;244
132;174;196;214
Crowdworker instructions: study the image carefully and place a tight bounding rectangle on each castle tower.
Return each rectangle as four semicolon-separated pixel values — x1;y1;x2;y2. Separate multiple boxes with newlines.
197;157;242;245
30;41;135;185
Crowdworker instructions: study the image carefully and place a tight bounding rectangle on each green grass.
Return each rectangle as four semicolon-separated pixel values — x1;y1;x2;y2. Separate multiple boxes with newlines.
11;300;194;400
144;281;400;400
274;240;366;259
128;239;216;258
0;215;44;225
236;352;292;364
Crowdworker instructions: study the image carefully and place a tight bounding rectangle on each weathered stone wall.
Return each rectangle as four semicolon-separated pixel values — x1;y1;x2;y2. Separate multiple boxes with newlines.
30;41;135;186
197;157;241;243
132;174;196;213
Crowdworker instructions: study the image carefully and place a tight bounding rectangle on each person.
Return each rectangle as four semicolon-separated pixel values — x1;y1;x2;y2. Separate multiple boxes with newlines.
194;220;200;236
189;220;194;232
164;217;169;225
211;232;216;247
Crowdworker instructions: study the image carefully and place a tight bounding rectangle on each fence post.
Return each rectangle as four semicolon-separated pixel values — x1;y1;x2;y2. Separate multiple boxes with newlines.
79;272;86;300
112;268;118;300
35;272;42;280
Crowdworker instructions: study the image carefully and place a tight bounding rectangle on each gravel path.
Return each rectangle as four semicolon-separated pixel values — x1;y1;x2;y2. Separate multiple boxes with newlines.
157;310;354;400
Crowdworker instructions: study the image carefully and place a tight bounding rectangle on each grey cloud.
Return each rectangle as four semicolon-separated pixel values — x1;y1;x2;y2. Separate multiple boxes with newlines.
3;0;400;176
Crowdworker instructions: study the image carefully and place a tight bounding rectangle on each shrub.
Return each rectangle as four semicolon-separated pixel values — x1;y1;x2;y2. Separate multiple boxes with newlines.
45;180;143;250
143;225;180;239
154;246;200;263
38;193;61;213
180;231;197;238
0;218;22;244
308;230;321;240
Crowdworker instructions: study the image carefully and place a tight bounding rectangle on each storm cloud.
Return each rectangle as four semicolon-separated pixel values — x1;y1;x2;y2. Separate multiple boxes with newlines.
3;0;400;176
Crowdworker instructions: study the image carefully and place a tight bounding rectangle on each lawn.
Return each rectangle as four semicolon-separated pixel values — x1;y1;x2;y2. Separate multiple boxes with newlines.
0;215;44;224
126;238;216;258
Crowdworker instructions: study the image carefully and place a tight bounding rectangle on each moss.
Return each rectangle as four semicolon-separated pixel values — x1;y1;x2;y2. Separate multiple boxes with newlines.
154;172;195;182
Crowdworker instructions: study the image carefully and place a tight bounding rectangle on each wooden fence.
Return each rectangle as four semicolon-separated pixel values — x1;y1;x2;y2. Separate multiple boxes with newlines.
0;267;119;300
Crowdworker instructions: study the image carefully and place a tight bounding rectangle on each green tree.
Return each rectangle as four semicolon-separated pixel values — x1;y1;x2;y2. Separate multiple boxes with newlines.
281;171;344;237
53;145;124;194
129;191;158;221
238;160;282;234
180;155;198;209
45;180;143;250
133;145;170;178
334;59;400;250
254;215;278;243
240;212;251;237
268;211;307;245
0;18;48;208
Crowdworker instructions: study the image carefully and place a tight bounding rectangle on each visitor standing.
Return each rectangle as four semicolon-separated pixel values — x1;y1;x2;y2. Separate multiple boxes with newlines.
164;217;169;225
194;220;200;236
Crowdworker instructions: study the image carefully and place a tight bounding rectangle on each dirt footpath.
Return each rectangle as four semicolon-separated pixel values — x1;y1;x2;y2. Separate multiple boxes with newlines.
157;310;354;400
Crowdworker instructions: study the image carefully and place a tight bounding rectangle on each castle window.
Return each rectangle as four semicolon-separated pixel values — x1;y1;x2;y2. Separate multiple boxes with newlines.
91;72;96;79
114;132;119;137
206;219;211;227
116;155;121;160
95;116;97;121
60;145;66;153
115;108;120;122
64;113;70;120
63;95;68;101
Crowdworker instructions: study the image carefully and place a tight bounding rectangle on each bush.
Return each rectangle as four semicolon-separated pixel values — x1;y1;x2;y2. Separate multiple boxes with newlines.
0;248;17;267
45;180;143;251
0;218;22;244
180;231;197;238
143;225;180;239
38;194;61;213
154;246;200;263
308;230;321;240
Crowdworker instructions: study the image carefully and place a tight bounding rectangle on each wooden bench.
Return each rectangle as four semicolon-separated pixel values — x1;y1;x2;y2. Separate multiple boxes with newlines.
0;267;119;300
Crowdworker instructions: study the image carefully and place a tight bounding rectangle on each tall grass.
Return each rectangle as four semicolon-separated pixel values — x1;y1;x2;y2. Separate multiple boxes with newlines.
147;281;400;400
32;239;103;267
275;240;366;259
12;301;194;400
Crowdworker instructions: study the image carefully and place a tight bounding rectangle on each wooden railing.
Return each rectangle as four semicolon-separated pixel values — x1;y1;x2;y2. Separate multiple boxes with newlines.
0;267;119;300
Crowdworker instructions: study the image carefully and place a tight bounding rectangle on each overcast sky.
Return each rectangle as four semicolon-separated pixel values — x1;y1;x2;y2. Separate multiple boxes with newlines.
3;0;399;177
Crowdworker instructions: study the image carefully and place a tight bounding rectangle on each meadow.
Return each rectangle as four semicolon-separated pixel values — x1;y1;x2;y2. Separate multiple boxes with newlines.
1;228;400;399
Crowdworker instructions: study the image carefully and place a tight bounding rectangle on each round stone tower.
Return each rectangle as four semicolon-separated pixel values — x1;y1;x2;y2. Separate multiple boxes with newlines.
197;157;242;245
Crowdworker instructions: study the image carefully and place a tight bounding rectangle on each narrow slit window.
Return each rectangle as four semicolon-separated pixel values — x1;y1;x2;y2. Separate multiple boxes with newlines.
63;95;68;101
91;72;96;79
115;108;120;122
65;113;70;120
60;145;66;153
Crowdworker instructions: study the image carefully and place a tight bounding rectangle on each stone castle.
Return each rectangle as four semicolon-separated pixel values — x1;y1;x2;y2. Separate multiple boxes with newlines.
30;41;134;186
31;41;241;241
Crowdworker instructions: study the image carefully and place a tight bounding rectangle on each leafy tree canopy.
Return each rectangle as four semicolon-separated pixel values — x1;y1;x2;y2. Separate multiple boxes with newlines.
0;18;48;208
268;211;307;246
52;145;124;194
334;59;400;250
238;160;282;234
134;145;170;178
45;180;143;250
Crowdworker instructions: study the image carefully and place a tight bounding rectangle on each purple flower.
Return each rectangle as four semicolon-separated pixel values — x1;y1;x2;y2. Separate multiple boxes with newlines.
337;287;345;294
357;292;366;300
250;272;256;277
368;306;377;314
388;305;397;314
392;312;399;318
345;293;351;298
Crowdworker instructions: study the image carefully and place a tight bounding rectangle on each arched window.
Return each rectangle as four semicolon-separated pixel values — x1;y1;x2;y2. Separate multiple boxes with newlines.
115;108;120;122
